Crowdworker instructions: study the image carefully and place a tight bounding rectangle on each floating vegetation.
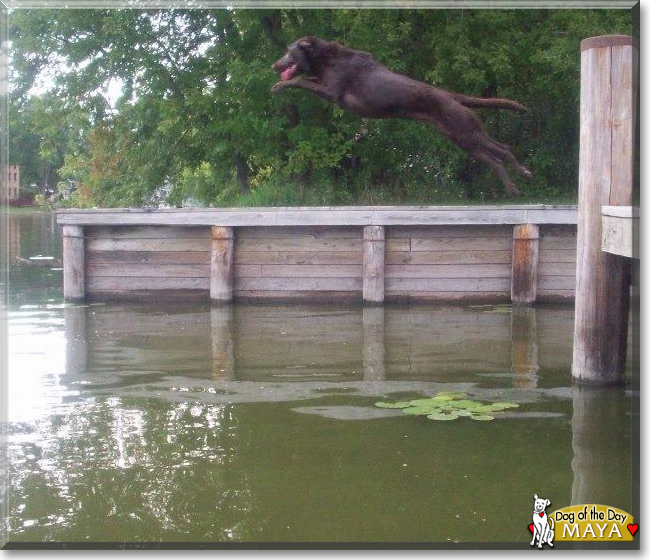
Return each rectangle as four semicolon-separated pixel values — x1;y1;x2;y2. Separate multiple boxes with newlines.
375;392;519;422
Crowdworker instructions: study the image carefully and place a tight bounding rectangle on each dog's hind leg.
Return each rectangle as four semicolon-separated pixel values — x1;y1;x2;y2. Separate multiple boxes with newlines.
470;148;521;196
477;134;532;181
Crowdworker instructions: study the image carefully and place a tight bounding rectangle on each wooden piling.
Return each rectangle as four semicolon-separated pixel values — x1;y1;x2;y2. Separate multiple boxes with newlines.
510;224;539;304
62;225;85;301
210;226;234;302
363;226;385;304
572;35;638;385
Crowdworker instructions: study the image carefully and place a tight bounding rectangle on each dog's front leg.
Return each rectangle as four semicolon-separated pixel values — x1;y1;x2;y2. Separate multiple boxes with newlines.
271;78;338;103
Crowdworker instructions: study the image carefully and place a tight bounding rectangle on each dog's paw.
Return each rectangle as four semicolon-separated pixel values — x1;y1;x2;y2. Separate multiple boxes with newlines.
271;82;287;93
506;185;521;197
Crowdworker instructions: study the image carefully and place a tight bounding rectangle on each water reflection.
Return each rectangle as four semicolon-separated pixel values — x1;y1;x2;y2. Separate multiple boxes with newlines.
64;306;88;375
63;302;576;388
511;306;539;389
571;386;632;507
362;307;385;381
4;211;637;544
211;306;235;380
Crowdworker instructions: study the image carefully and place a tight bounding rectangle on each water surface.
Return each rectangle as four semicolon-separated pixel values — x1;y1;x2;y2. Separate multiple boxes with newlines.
3;210;637;545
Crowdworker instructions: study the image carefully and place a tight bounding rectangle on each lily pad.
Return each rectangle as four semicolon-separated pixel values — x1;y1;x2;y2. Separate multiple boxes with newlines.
374;392;519;422
408;398;449;407
448;400;480;409
492;402;519;409
470;414;495;421
402;406;431;415
427;412;459;421
436;392;468;399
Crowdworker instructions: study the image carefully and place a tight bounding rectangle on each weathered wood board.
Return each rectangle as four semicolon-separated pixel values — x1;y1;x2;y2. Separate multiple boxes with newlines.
601;205;639;259
59;205;578;227
77;210;578;301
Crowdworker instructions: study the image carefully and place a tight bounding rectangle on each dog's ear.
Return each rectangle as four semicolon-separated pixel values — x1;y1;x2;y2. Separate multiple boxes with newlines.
546;499;551;507
534;494;538;500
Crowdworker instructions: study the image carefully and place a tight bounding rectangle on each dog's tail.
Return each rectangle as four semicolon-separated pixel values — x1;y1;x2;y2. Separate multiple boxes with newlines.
455;94;528;112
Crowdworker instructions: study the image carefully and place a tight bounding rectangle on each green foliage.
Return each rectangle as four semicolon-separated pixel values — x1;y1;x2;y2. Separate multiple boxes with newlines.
9;8;631;207
375;392;519;422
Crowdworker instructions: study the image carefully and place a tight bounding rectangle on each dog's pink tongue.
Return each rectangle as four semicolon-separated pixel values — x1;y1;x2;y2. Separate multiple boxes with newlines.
281;64;297;81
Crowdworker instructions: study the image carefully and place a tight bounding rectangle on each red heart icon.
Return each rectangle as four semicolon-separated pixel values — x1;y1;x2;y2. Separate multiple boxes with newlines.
528;524;534;533
628;524;639;536
540;513;544;517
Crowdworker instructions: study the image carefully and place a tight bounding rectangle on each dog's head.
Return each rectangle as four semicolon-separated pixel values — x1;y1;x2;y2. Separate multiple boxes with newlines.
271;36;324;80
533;494;551;513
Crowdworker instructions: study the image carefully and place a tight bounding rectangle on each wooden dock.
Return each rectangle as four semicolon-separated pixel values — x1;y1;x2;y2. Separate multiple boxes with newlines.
57;205;578;303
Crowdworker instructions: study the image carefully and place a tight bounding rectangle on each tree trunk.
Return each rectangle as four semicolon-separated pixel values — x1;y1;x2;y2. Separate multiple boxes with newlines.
235;153;249;194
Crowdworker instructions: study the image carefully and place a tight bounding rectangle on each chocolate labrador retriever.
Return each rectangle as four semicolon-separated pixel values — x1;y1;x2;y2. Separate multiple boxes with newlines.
272;36;531;195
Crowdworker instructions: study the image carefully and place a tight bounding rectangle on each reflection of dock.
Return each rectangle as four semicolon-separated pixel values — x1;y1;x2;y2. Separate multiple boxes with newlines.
363;307;384;381
511;306;539;389
65;306;88;375
211;306;235;380
64;303;577;386
62;302;635;515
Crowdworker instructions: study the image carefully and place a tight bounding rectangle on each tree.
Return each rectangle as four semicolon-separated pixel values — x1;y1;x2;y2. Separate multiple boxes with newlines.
9;8;632;207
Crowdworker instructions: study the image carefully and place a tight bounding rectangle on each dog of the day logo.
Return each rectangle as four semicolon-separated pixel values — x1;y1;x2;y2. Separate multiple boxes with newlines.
528;496;637;546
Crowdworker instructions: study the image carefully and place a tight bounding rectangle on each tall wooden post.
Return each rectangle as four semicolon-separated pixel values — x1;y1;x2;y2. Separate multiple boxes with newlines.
363;226;385;304
572;35;638;385
210;226;234;303
62;225;85;301
511;224;539;304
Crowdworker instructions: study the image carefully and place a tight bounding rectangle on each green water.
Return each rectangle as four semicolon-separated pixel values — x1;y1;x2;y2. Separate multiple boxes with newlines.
2;211;638;546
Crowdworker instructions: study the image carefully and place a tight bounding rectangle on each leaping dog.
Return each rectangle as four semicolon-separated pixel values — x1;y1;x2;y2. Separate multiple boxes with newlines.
272;36;532;196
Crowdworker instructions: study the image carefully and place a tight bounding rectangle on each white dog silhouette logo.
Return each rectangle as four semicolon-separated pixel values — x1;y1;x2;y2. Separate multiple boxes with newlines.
530;494;555;548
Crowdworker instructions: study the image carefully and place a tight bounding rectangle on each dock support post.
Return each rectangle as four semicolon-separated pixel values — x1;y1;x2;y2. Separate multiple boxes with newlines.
62;225;85;301
210;226;234;303
363;226;385;304
510;224;539;304
572;35;638;385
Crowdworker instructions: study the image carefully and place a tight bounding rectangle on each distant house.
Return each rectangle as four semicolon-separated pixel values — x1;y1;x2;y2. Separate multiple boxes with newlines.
3;165;20;201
